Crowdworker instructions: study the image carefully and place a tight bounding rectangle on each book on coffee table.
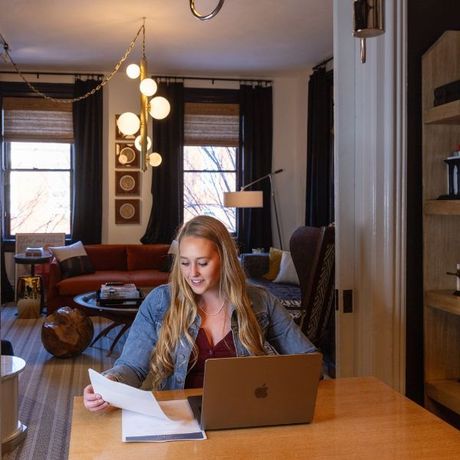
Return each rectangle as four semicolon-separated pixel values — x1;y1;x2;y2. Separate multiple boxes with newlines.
97;283;144;306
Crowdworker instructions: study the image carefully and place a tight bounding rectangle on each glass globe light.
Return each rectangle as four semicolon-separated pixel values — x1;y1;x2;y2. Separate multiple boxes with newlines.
149;96;171;120
134;135;152;151
116;112;140;136
126;63;140;79
149;152;163;167
140;78;157;97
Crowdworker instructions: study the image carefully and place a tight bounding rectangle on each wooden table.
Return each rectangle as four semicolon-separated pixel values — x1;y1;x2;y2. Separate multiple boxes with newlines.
69;377;460;459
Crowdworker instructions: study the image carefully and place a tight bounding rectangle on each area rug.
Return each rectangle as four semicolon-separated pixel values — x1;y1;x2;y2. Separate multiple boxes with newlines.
1;304;121;460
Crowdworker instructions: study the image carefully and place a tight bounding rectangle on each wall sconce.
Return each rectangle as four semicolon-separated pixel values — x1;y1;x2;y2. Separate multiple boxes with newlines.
353;0;385;64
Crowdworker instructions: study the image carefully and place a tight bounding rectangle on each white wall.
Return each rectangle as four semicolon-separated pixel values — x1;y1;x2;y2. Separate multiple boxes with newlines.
272;72;311;250
103;72;153;243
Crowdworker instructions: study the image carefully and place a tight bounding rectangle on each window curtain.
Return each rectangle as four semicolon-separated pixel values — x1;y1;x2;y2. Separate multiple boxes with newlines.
72;79;103;244
141;82;184;244
305;68;334;226
238;84;273;253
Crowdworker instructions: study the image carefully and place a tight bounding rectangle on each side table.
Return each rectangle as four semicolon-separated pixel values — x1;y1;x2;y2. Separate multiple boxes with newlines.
1;356;27;454
73;291;142;356
14;253;52;318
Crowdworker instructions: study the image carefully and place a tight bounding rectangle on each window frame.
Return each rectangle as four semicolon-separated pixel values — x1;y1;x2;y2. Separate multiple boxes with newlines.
183;88;242;234
3;140;74;240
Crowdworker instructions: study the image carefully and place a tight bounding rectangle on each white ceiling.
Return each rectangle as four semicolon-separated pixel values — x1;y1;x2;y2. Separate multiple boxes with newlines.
0;0;333;77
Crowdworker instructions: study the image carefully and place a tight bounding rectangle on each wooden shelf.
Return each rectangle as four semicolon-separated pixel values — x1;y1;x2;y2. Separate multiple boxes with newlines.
424;100;460;125
425;290;460;315
424;199;460;215
426;379;460;415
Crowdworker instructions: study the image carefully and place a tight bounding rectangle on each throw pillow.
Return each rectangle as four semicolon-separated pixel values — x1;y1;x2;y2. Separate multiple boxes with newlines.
273;251;300;285
263;247;283;281
49;241;95;279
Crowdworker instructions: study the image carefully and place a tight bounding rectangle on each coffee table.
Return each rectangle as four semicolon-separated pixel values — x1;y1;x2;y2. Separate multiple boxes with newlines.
73;290;148;355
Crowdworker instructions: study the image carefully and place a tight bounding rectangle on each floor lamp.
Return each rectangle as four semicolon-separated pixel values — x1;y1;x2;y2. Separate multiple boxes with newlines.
224;169;284;250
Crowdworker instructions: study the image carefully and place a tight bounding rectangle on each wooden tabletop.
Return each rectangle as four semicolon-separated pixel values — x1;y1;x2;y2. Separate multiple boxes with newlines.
69;377;460;459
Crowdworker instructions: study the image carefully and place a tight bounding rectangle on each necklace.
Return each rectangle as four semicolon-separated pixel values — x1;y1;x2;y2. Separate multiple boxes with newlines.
198;299;226;317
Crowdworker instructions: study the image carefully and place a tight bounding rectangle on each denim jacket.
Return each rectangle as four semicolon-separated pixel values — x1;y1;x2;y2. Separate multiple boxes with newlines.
106;283;316;390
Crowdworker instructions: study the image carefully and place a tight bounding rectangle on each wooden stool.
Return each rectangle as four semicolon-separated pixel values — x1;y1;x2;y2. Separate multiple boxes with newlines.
1;356;27;454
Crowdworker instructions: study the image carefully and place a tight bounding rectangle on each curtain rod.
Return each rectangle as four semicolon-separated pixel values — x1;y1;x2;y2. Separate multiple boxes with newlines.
0;70;104;78
0;70;270;83
312;56;333;71
152;75;272;84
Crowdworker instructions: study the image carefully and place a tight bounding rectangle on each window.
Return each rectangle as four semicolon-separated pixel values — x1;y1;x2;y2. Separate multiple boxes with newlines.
183;145;237;232
5;142;72;236
1;94;74;240
183;94;240;232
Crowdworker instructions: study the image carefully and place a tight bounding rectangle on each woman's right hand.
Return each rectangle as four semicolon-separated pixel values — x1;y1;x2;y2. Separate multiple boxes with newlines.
83;384;111;412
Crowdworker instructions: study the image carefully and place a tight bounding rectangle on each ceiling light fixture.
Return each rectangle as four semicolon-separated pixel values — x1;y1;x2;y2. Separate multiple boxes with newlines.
189;0;225;20
116;19;171;171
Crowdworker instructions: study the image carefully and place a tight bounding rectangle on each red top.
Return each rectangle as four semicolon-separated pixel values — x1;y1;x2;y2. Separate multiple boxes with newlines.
185;328;236;388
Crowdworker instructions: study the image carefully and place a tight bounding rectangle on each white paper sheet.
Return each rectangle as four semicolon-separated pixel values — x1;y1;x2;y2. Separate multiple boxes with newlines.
88;368;206;442
88;368;170;419
122;399;206;442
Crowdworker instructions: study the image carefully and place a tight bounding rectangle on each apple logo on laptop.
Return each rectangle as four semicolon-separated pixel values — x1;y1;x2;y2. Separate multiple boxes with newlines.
254;383;268;398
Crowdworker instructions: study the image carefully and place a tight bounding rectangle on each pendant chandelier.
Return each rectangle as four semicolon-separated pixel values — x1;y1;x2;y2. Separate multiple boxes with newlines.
116;20;170;171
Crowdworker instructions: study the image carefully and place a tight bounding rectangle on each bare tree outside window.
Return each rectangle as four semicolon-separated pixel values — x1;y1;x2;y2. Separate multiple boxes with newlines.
7;142;71;236
183;145;236;232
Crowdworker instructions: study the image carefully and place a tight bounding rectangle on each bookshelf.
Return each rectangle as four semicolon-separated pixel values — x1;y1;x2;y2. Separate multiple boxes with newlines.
422;30;460;426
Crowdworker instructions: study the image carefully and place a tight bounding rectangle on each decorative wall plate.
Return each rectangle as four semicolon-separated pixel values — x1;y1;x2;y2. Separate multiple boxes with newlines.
115;142;140;169
115;199;140;224
119;174;136;192
119;203;136;219
120;146;136;164
115;171;140;196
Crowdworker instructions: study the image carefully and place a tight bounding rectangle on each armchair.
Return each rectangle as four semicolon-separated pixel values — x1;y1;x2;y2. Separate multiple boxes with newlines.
290;225;335;374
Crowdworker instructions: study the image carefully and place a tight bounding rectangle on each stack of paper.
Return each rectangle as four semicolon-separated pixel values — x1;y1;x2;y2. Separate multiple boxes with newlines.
89;369;206;442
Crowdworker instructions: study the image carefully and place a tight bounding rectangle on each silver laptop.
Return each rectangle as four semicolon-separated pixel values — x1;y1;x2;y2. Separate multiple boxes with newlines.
188;352;323;430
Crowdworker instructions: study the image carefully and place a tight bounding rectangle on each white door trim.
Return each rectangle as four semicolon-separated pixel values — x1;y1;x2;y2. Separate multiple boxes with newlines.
333;0;407;391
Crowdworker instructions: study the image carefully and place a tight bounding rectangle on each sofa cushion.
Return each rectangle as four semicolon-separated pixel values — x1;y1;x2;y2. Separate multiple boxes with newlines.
273;251;299;285
49;241;95;279
56;271;129;296
126;244;170;270
263;247;283;281
85;245;127;271
128;270;169;286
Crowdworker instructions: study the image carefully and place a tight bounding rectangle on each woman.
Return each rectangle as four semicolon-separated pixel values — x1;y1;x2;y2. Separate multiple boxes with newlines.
84;215;315;412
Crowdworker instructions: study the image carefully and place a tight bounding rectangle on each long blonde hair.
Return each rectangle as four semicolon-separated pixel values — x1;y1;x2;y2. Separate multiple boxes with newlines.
150;215;265;389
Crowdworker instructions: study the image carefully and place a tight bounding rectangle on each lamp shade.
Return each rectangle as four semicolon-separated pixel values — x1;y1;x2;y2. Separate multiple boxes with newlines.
224;191;263;208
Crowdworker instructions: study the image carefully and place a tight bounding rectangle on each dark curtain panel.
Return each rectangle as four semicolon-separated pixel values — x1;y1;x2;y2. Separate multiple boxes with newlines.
238;85;273;253
72;79;103;244
1;246;14;304
305;68;334;226
141;82;185;244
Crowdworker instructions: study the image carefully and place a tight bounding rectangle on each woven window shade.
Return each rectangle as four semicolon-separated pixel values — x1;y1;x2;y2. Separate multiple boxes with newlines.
184;102;239;147
3;97;74;142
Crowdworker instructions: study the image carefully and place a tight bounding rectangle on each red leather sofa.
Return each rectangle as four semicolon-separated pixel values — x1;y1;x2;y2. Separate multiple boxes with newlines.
47;244;170;314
